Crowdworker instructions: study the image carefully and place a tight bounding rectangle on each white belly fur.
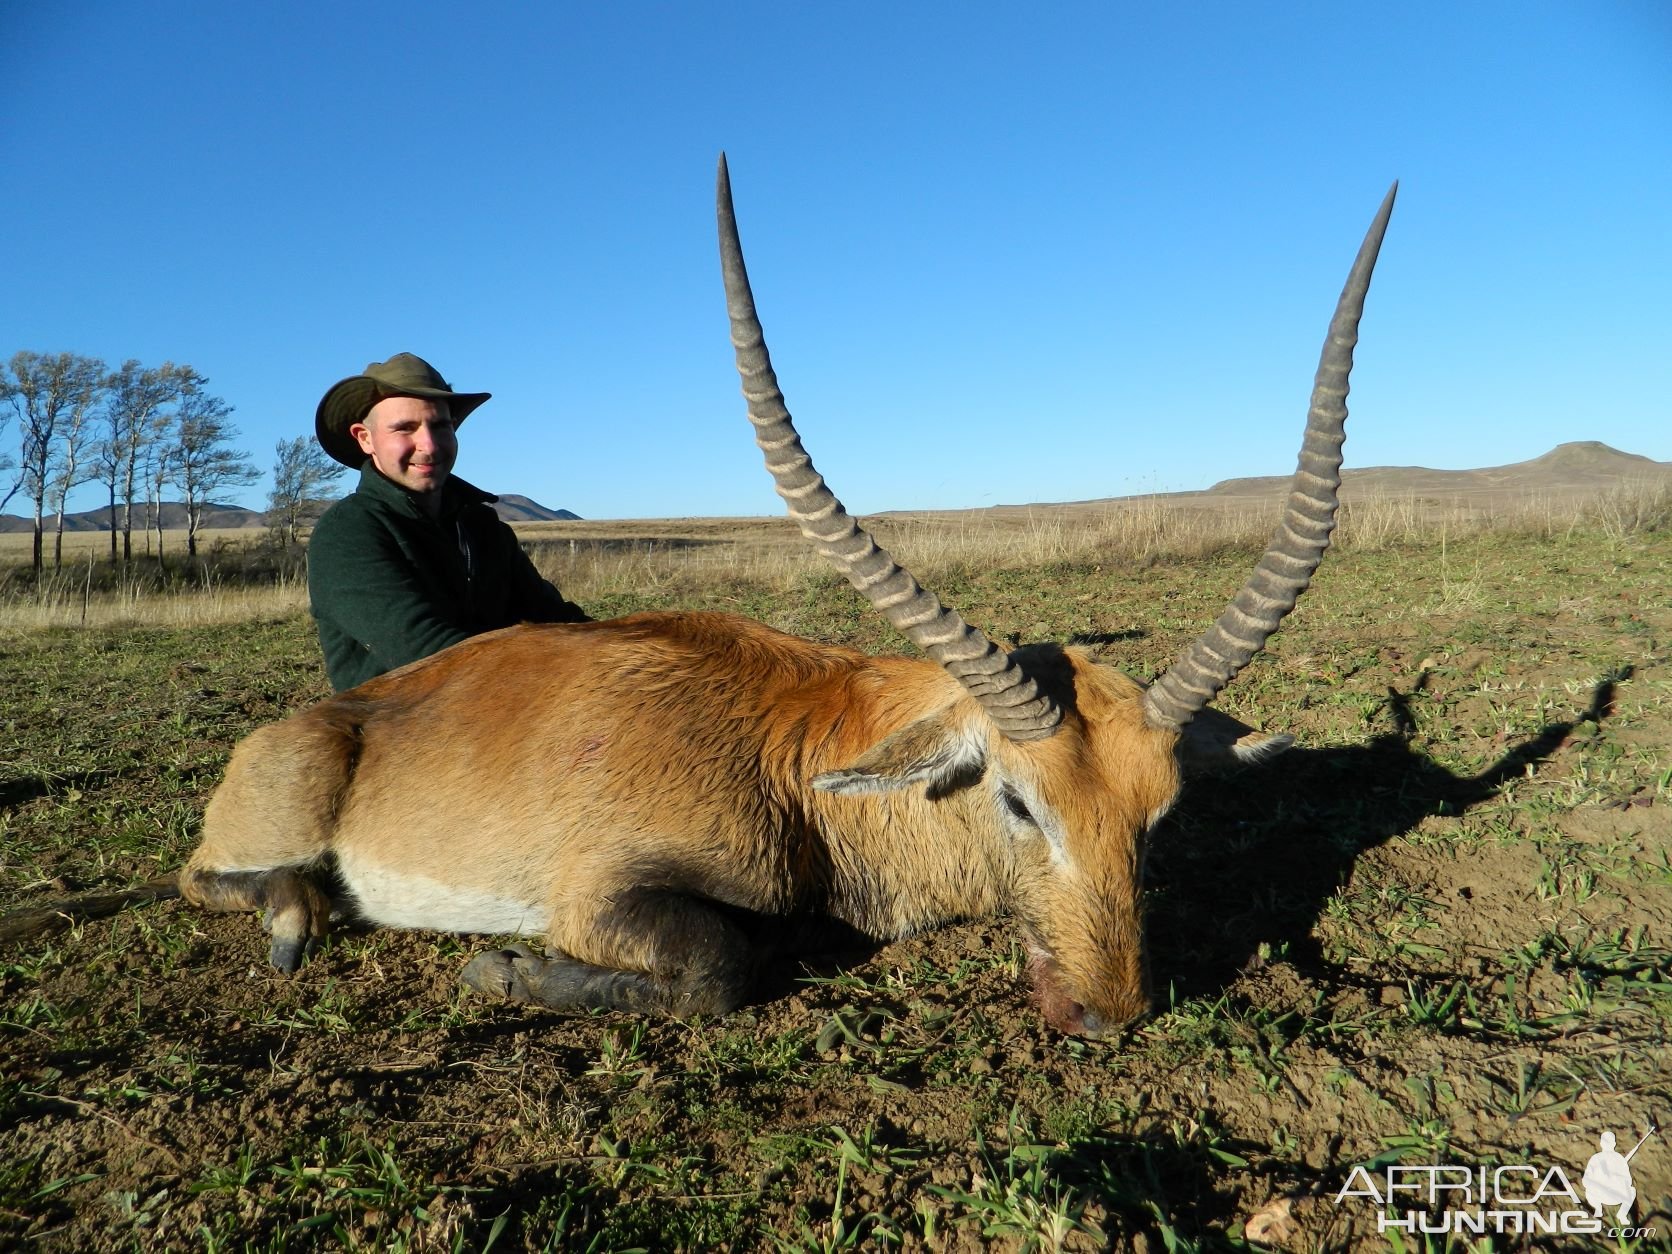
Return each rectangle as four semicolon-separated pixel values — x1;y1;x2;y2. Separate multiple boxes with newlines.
336;850;550;936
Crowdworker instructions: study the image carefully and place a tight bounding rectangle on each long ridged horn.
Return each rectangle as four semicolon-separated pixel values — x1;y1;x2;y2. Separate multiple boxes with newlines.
717;155;1061;740
1143;183;1397;732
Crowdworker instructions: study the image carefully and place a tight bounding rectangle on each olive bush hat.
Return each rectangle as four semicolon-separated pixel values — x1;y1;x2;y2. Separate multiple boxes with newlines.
314;352;492;467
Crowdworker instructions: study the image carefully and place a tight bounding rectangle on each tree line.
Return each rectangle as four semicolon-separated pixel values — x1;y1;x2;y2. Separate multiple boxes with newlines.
0;350;345;573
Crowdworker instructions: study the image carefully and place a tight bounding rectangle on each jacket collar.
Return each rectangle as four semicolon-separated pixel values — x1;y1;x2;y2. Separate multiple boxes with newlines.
355;461;497;522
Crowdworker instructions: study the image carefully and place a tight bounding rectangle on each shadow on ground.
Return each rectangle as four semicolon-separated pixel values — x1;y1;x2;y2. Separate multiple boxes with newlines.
1148;670;1629;998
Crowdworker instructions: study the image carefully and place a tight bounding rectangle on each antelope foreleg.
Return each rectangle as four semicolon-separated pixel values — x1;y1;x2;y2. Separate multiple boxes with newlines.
462;889;753;1017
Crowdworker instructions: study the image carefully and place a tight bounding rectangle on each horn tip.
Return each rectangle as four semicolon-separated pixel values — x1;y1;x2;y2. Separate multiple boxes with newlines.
1372;181;1399;228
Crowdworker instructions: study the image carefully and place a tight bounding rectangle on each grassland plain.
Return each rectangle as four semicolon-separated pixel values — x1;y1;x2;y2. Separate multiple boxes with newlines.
0;526;1669;1252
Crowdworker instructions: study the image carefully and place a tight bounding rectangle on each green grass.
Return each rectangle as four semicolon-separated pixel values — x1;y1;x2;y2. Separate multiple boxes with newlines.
1;527;1670;1250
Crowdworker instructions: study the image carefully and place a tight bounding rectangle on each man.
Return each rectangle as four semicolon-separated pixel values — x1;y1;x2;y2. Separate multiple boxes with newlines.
1583;1128;1647;1223
309;352;588;692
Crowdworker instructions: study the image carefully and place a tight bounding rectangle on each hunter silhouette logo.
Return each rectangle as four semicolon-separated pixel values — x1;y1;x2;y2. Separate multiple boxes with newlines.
1583;1125;1655;1223
1332;1123;1659;1240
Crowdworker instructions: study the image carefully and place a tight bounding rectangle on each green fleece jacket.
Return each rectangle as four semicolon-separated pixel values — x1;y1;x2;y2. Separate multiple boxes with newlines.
307;463;588;691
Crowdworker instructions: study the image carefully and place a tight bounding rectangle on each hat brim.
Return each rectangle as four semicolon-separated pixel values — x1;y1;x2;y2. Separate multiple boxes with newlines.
315;376;492;468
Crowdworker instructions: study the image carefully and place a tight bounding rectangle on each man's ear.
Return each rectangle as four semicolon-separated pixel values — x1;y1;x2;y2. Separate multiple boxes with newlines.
350;421;376;457
1177;706;1294;776
813;709;986;798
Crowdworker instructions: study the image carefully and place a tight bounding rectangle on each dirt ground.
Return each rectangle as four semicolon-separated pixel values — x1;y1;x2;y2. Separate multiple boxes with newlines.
1;529;1669;1251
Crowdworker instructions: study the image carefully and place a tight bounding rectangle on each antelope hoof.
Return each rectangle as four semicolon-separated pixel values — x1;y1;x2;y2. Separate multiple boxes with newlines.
461;944;544;1001
269;934;310;973
263;904;323;973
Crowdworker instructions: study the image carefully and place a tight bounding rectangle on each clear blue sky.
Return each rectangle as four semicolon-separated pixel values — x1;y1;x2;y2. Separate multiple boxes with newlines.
4;2;1668;519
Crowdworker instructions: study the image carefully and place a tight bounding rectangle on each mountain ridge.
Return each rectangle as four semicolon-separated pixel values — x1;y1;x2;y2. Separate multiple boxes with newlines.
1194;441;1670;501
0;493;581;533
5;443;1665;530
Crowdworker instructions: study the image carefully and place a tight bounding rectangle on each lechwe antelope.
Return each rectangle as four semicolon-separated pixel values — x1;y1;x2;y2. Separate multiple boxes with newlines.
179;159;1395;1036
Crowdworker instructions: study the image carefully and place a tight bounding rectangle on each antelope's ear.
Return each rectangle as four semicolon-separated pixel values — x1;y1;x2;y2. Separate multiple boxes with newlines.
1177;707;1295;776
813;710;987;798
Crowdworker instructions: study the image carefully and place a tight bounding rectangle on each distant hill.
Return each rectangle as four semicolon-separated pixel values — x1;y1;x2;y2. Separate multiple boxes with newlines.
1;493;580;532
493;494;581;523
3;446;1659;530
0;501;265;533
1196;441;1672;503
859;440;1672;520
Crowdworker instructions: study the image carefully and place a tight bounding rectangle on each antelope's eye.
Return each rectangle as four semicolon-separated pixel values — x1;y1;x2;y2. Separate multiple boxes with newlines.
1001;787;1035;826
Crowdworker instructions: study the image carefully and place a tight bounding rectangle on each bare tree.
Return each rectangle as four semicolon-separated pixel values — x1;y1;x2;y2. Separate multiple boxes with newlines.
144;436;173;560
0;387;18;515
46;368;109;569
2;351;107;572
166;374;258;558
268;436;346;546
96;360;187;562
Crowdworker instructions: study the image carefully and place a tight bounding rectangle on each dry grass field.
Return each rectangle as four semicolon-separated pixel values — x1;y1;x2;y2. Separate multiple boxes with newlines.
0;480;1669;1251
0;528;303;629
